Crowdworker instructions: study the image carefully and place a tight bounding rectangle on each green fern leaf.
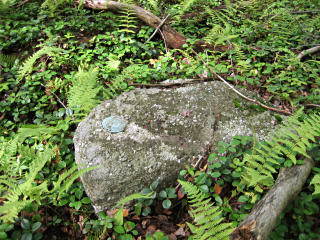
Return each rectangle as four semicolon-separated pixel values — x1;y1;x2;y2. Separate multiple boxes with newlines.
67;65;101;113
114;192;152;208
310;175;320;196
18;46;64;80
241;109;320;191
179;180;234;239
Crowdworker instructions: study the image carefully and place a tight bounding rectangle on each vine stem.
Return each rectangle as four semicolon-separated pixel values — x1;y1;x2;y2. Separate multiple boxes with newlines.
190;48;293;115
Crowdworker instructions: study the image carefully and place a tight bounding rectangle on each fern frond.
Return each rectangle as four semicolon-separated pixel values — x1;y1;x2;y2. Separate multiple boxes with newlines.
54;164;98;200
18;46;64;80
0;53;18;67
67;65;101;113
0;200;33;222
118;0;137;37
241;109;320;191
310;175;320;196
179;180;235;240
0;0;16;12
41;0;71;14
114;192;153;208
17;125;60;142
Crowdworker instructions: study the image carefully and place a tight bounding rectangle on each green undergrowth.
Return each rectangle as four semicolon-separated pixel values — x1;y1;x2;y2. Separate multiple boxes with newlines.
1;0;320;239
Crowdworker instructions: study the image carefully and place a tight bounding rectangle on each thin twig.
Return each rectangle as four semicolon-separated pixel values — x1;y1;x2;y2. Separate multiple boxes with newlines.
128;78;215;87
226;39;238;84
147;14;170;41
190;48;292;115
40;83;68;110
0;113;6;122
158;29;168;54
15;0;30;7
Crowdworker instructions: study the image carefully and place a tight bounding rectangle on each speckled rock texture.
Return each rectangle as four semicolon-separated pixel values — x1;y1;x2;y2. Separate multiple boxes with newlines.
74;81;280;212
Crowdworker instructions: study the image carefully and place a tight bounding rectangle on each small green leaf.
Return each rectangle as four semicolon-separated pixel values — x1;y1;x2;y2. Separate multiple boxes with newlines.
113;206;124;226
31;222;41;232
222;169;231;175
162;199;172;209
208;153;217;163
134;203;142;216
229;147;237;153
0;232;7;240
21;219;31;230
150;180;159;190
212;162;222;169
114;225;125;234
73;201;82;210
159;190;167;199
21;232;32;240
81;197;91;204
179;170;187;176
238;195;249;203
166;188;177;199
0;224;10;232
230;139;241;146
75;188;83;200
142;206;151;216
195;173;207;185
141;188;152;195
213;194;223;205
120;234;133;240
125;221;135;231
199;185;209;193
211;172;221;178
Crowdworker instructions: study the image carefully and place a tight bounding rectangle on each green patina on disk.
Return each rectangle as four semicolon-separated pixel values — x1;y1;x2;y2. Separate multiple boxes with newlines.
102;116;126;133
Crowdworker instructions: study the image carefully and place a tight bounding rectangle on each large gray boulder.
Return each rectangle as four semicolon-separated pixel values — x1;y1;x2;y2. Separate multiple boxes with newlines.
74;81;279;212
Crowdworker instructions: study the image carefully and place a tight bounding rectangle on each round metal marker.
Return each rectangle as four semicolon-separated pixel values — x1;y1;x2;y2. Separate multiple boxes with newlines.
102;116;126;133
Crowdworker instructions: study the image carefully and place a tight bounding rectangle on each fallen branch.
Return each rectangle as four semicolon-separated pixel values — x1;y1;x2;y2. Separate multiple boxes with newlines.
230;158;314;240
80;0;228;51
190;48;292;115
304;103;320;108
288;45;320;70
297;45;320;60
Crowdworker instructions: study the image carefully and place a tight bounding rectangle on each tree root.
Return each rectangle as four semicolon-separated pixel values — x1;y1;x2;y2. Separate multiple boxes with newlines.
230;158;314;240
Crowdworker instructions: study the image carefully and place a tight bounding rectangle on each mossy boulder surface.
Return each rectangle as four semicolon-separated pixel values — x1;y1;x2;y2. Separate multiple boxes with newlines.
74;81;279;212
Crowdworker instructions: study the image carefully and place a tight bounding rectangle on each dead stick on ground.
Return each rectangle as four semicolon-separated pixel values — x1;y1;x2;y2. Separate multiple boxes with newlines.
288;45;320;70
40;83;68;110
158;29;168;53
190;48;292;115
297;45;320;60
230;157;314;240
305;103;320;108
147;14;170;42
